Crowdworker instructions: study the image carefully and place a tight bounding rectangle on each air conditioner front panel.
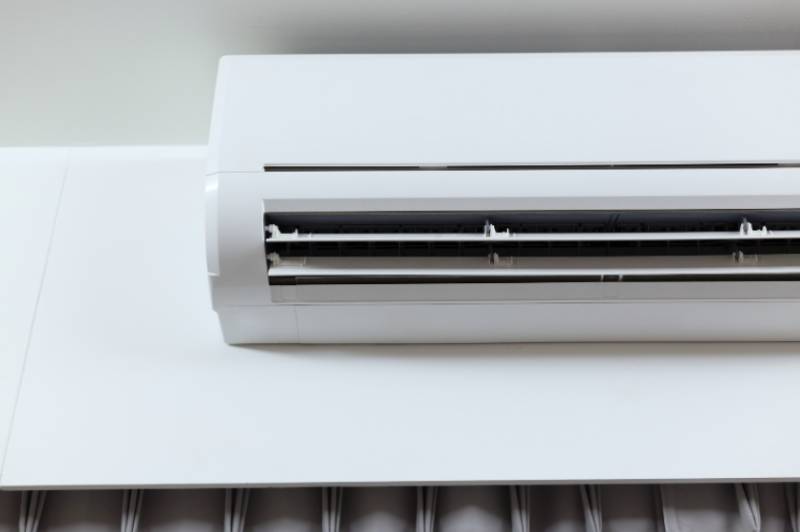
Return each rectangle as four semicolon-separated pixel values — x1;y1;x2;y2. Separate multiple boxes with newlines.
217;301;800;343
271;280;800;304
207;52;800;174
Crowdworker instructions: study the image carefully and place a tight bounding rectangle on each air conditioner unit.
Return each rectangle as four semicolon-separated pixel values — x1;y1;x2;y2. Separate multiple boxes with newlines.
206;52;800;343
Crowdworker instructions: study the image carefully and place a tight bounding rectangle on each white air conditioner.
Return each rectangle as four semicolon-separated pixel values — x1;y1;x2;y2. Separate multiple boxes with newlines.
206;52;800;343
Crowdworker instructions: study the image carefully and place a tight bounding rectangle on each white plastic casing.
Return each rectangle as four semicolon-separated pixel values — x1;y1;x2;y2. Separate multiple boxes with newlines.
206;52;800;343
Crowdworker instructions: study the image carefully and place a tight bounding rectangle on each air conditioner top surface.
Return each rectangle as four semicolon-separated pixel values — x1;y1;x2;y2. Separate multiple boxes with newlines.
207;51;800;175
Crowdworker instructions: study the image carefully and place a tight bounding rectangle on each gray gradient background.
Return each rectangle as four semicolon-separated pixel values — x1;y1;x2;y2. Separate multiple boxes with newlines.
2;0;799;145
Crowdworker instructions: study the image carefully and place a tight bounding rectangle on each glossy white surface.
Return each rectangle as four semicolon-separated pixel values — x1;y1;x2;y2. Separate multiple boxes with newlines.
0;148;67;476
2;0;800;146
2;147;800;487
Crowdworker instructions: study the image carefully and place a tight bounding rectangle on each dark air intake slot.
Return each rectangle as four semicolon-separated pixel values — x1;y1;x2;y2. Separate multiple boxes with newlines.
265;210;800;259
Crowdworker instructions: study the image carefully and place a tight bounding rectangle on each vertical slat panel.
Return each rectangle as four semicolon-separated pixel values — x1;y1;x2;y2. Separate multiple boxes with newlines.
38;490;118;532
19;491;47;532
340;487;415;532
660;484;750;532
435;486;510;532
416;487;438;532
601;485;659;532
736;484;761;532
0;491;18;532
225;489;250;532
528;486;584;532
138;490;225;532
787;484;799;532
509;487;529;532
757;483;793;532
121;490;144;532
245;488;321;532
0;484;793;532
581;486;602;532
322;488;342;532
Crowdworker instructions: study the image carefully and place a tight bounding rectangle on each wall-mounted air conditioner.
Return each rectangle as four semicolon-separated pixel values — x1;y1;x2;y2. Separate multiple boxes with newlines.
206;52;800;343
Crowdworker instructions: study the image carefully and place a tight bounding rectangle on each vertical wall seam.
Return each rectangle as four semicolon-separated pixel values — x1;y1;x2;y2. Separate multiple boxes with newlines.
0;148;71;485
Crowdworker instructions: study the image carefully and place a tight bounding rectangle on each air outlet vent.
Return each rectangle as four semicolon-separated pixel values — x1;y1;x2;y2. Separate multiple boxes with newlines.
264;210;800;286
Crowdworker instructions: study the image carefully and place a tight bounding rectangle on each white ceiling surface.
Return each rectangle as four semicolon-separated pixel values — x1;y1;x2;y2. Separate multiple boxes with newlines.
1;0;800;146
2;146;800;488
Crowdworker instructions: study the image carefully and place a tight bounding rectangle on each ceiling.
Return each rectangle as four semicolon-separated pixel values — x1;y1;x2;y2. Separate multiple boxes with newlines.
2;0;799;145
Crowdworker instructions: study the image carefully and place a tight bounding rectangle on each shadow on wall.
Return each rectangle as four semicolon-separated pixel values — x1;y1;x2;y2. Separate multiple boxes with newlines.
237;341;800;362
233;0;800;53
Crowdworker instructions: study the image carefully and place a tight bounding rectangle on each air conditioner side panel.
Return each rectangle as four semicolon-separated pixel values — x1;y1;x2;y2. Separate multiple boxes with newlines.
209;172;272;308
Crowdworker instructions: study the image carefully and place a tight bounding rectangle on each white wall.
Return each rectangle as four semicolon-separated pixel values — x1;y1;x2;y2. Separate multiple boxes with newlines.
2;0;800;146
